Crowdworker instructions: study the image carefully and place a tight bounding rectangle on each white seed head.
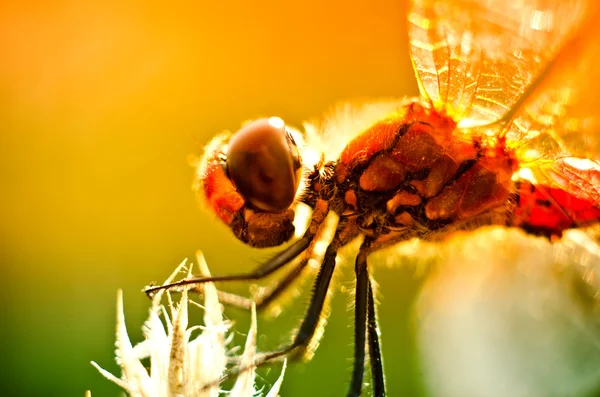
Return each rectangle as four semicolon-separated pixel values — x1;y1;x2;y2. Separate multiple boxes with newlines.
91;252;285;397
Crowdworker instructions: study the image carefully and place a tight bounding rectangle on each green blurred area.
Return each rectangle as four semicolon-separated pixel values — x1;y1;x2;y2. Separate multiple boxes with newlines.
0;1;422;396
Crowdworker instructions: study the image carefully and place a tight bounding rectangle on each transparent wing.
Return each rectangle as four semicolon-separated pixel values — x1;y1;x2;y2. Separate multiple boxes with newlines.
408;0;600;210
407;0;589;127
504;2;600;206
505;1;600;161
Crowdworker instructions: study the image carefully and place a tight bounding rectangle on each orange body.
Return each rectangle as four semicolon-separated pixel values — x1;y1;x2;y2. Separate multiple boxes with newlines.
334;102;518;234
202;102;600;243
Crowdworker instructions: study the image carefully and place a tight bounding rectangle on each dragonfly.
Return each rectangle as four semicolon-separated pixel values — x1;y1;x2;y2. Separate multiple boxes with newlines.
145;0;600;395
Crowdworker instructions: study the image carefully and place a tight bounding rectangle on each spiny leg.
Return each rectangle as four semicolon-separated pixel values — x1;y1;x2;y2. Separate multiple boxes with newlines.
252;255;312;309
367;276;386;396
143;233;313;296
144;201;331;297
218;241;340;385
348;248;369;397
264;243;337;359
198;256;311;312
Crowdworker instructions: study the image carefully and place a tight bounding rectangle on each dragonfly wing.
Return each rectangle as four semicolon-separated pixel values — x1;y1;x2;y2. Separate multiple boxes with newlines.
506;2;600;220
506;1;600;161
407;0;589;127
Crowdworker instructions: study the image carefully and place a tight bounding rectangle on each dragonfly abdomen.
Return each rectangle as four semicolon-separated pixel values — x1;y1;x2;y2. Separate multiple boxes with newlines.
510;180;600;237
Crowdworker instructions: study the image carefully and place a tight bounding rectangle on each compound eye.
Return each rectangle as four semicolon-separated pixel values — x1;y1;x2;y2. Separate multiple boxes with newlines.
226;117;302;212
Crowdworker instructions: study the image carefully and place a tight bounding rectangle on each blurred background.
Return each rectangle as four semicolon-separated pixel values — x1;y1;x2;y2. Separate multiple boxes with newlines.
3;1;600;397
0;1;422;396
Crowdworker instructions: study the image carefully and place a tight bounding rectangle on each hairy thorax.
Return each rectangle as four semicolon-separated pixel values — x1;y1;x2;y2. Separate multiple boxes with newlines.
302;101;519;248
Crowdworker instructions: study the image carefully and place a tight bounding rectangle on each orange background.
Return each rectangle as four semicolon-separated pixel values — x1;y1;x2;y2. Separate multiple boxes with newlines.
1;1;424;396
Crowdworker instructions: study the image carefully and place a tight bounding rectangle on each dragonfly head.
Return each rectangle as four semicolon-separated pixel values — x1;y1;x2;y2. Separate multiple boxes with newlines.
197;117;305;248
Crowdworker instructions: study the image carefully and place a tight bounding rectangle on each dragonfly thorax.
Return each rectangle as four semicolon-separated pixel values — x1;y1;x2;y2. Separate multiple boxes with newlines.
301;101;519;245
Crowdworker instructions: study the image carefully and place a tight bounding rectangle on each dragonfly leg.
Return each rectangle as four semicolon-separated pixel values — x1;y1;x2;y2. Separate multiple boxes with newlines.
196;256;311;312
143;234;312;296
347;248;369;397
216;242;339;384
367;272;386;396
347;239;386;397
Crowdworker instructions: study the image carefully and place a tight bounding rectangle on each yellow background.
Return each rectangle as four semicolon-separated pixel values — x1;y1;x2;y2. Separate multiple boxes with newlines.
1;0;425;396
